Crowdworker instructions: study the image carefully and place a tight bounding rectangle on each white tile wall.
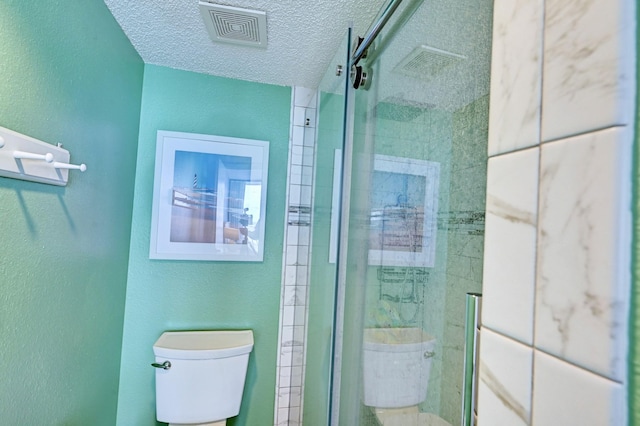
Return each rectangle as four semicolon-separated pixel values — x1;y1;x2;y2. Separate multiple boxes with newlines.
487;0;544;155
477;328;533;426
274;86;318;426
536;128;630;381
479;0;634;424
541;0;635;142
482;148;539;344
532;350;625;425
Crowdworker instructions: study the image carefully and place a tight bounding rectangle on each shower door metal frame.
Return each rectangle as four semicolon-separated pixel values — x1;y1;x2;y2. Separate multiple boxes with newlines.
328;25;355;426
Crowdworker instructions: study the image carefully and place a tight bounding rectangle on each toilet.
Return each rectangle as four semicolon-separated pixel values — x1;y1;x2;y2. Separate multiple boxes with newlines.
152;330;254;426
363;327;451;426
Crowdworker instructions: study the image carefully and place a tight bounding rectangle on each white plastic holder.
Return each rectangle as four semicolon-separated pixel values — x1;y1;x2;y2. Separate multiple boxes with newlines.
0;126;87;186
53;162;87;172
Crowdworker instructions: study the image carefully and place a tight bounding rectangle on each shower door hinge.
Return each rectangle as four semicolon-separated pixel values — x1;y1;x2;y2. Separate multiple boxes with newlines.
350;64;371;90
350;36;373;90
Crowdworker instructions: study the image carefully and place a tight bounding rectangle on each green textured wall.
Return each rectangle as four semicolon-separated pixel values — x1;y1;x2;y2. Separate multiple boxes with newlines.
0;1;143;425
116;65;291;425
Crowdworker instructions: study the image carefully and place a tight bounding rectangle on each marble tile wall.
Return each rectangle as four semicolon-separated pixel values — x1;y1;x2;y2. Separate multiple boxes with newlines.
274;86;317;426
477;0;634;424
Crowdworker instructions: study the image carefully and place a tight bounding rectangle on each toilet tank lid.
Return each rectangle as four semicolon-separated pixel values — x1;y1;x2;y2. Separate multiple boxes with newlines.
153;330;254;360
363;327;436;353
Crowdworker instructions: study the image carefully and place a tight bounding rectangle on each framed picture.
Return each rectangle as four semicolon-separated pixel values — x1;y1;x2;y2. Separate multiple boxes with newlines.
330;150;439;267
149;130;269;261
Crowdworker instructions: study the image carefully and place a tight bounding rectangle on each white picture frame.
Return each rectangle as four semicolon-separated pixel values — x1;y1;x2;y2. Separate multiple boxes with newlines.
149;130;269;261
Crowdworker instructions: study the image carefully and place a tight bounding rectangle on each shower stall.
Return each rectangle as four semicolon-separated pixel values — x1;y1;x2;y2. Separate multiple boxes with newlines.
304;0;493;424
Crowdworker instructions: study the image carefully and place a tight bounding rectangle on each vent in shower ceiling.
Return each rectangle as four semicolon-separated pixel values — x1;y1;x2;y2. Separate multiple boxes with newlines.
198;2;267;48
395;45;465;80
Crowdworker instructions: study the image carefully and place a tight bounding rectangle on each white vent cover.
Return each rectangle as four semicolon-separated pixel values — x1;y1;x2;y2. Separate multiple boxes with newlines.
395;45;465;80
199;2;267;48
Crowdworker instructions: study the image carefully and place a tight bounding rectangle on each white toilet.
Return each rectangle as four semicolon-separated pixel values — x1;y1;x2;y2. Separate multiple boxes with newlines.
363;327;451;426
152;330;254;426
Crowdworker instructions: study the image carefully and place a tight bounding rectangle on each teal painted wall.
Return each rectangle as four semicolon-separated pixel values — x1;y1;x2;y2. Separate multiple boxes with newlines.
0;1;143;425
116;65;291;425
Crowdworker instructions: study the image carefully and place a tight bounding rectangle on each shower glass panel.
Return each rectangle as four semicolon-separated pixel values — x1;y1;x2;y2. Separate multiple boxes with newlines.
317;0;493;424
304;29;351;426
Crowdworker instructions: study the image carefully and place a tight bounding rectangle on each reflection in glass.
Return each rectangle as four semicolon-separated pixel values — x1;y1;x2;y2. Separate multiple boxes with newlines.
307;0;493;423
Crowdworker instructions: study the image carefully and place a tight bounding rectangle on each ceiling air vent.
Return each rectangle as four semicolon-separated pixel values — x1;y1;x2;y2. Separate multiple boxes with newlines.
395;45;465;81
198;2;267;48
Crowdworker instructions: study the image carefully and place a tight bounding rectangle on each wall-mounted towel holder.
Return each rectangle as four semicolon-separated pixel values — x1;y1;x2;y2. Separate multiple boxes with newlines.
0;126;86;186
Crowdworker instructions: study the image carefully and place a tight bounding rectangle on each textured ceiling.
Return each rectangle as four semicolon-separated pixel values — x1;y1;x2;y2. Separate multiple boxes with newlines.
103;0;388;88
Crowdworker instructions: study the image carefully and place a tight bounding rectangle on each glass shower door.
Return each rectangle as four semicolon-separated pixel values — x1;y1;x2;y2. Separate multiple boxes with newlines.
303;29;352;426
329;0;494;425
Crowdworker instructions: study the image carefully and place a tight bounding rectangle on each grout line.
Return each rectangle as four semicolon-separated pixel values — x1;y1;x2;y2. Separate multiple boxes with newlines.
487;124;629;160
482;325;533;348
488;143;540;159
539;124;628;145
531;0;546;421
481;326;624;385
533;347;625;385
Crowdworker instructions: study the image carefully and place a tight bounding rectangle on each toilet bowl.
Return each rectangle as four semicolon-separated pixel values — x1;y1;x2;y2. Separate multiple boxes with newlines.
152;330;254;426
363;328;451;426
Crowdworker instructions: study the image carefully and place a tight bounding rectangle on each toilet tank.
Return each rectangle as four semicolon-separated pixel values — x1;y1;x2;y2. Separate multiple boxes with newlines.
363;328;436;408
153;330;254;424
